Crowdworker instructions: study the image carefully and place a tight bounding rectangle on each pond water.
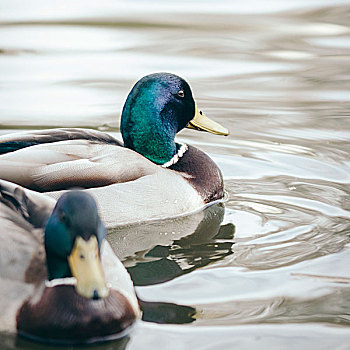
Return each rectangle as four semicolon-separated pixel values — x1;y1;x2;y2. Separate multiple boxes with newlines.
1;0;350;349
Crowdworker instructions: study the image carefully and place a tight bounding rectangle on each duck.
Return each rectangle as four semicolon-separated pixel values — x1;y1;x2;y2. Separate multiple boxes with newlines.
0;179;140;344
0;73;229;227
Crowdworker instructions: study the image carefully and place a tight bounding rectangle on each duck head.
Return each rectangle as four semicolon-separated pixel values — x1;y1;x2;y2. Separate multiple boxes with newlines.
121;72;229;165
17;191;137;344
44;191;108;299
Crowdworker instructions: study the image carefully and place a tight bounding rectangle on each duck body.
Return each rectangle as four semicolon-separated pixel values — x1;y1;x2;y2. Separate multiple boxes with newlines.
0;131;222;226
0;73;229;226
0;180;139;343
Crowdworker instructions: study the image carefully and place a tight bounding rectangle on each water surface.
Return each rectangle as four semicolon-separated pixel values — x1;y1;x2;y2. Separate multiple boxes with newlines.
0;0;350;349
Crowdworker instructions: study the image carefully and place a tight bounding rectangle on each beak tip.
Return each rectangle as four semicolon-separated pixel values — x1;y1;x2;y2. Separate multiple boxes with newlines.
217;128;230;136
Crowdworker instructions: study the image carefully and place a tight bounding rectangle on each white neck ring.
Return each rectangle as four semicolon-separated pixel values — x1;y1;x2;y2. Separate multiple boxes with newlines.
161;142;188;168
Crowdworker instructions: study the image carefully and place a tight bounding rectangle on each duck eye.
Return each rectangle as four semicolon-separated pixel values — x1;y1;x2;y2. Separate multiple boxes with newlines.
177;90;185;98
80;254;85;260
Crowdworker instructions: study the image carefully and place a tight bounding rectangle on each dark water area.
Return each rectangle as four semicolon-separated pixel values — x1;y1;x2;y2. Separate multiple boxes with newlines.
0;0;350;349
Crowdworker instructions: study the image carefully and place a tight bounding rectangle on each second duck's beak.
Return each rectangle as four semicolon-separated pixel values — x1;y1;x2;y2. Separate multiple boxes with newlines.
68;236;109;299
187;104;229;136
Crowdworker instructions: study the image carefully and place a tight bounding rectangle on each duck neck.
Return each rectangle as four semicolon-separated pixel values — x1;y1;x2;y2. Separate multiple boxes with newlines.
46;254;71;280
161;142;188;168
123;126;177;165
130;127;178;165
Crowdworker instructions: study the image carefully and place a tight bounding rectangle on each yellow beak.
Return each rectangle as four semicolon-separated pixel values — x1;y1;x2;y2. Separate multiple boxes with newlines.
68;236;109;299
187;104;229;136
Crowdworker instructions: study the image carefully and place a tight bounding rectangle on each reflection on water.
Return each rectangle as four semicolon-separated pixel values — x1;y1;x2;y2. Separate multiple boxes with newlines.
1;333;131;350
108;203;234;286
1;0;350;349
140;301;196;325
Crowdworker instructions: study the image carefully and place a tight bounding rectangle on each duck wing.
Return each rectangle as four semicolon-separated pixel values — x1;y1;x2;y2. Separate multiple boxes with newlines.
0;139;157;191
0;180;56;331
0;128;122;155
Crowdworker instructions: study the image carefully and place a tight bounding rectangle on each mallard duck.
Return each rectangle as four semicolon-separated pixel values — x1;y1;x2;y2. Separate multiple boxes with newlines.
0;180;140;344
0;73;229;227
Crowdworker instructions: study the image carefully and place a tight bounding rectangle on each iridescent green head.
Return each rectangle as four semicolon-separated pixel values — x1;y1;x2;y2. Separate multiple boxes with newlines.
121;72;229;165
121;73;195;164
44;191;108;299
